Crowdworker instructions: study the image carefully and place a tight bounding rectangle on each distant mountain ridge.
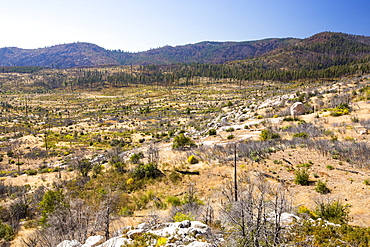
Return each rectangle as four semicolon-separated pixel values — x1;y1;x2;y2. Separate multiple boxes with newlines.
113;38;299;65
0;38;299;68
1;32;370;69
0;43;118;68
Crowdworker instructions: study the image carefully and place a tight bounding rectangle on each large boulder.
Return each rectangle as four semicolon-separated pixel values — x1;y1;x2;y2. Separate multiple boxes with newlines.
81;235;104;247
290;102;305;117
280;212;300;225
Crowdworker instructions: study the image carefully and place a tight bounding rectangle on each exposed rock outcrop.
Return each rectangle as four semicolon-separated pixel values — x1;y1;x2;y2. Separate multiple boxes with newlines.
57;220;220;247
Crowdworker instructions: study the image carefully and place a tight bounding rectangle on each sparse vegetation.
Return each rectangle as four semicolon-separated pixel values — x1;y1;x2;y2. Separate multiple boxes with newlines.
1;51;370;245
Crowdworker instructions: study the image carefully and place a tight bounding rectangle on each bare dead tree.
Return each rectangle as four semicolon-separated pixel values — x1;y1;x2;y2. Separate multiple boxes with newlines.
144;208;164;226
220;172;291;246
147;144;159;164
19;196;119;247
201;199;214;225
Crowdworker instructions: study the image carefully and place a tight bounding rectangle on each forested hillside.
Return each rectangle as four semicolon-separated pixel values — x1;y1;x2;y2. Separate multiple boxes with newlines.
112;38;298;65
229;32;370;81
0;43;118;68
1;32;370;83
0;38;297;68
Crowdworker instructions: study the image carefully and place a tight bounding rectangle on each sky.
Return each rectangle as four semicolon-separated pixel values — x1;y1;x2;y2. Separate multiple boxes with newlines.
1;0;370;52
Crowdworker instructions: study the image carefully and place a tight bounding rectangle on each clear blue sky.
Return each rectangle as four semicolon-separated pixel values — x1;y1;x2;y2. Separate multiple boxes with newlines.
2;0;370;52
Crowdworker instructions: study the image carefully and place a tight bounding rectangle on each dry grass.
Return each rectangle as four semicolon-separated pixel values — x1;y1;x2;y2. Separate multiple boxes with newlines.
2;71;370;247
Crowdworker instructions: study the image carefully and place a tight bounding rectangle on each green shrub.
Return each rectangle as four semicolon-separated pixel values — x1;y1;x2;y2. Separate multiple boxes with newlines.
129;152;144;164
260;129;280;141
133;163;163;180
173;212;195;222
168;171;182;183
294;168;310;185
39;189;66;224
187;155;199;164
127;232;160;247
314;200;351;224
331;108;349;116
119;206;134;216
39;168;53;174
287;220;370;246
326;165;334;170
25;169;38;176
330;103;350;116
22;220;38;229
0;223;15;241
315;180;330;194
293;132;309;138
297;162;313;168
280;125;292;130
172;134;196;150
227;134;234;139
166;196;182;206
283;116;298;121
208;129;217;136
225;127;235;132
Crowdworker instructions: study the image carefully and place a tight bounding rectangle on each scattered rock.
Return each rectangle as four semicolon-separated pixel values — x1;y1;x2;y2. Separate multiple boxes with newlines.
360;129;368;135
59;221;218;247
56;240;81;247
186;241;214;247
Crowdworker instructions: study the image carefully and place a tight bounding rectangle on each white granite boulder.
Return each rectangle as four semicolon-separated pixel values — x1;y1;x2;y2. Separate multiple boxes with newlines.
57;240;81;247
290;102;305;116
81;235;104;247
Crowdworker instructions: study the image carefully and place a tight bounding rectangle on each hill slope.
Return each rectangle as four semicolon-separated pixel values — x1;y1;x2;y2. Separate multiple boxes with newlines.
0;39;298;68
0;42;119;68
113;38;298;65
232;32;370;71
1;32;370;71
